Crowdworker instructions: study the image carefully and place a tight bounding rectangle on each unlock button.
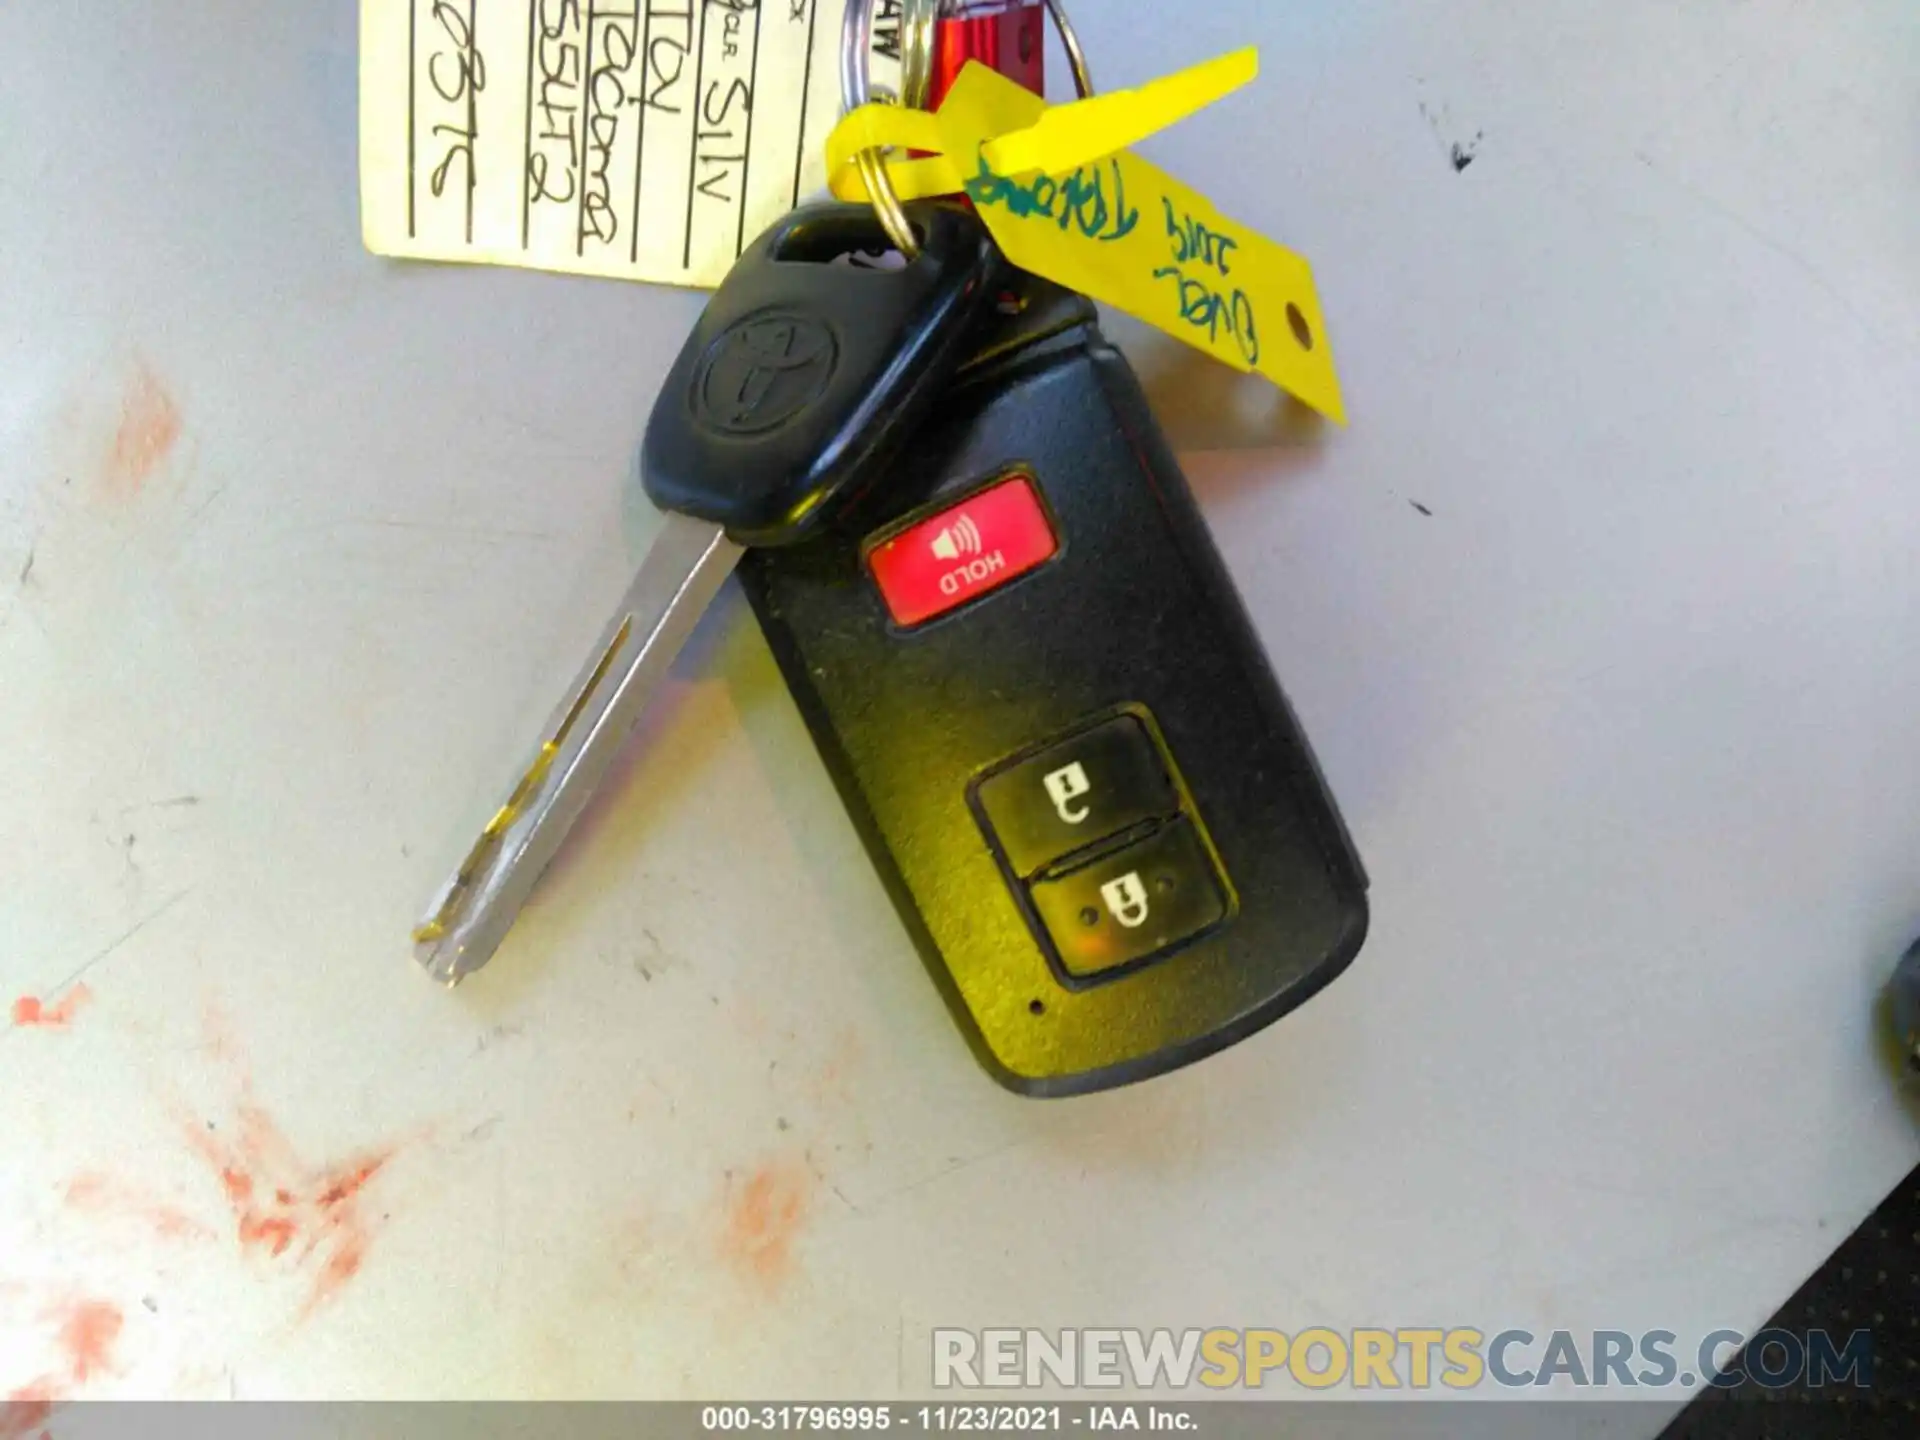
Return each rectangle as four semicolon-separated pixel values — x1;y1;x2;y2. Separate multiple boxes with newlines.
974;715;1179;876
1028;819;1227;978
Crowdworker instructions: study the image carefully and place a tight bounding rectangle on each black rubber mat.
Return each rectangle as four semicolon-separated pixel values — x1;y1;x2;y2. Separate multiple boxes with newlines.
1659;1163;1920;1438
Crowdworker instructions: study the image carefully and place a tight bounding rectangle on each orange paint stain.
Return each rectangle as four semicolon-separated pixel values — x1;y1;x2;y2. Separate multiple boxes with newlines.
0;1391;54;1440
55;1301;121;1383
180;1086;401;1316
302;1245;365;1320
103;362;181;496
1;1295;124;1432
119;1015;426;1320
239;1214;296;1257
61;1171;210;1241
718;1160;814;1289
59;1174;110;1206
314;1158;385;1209
9;985;92;1030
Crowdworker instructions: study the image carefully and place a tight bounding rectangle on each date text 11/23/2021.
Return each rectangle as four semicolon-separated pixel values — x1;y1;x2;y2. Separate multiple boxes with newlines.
701;1405;1198;1432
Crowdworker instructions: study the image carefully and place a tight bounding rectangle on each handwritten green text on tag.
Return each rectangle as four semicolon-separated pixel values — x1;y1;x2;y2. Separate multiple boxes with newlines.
829;61;1344;423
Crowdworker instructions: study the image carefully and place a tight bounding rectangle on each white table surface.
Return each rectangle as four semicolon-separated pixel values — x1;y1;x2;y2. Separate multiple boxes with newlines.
4;0;1918;1421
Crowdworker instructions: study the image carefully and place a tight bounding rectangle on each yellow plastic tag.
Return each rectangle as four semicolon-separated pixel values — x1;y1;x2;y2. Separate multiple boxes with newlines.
982;48;1259;178
824;60;1345;423
823;50;1257;206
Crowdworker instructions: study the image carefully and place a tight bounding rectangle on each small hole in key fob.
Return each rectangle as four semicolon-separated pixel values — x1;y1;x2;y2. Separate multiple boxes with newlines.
740;276;1369;1096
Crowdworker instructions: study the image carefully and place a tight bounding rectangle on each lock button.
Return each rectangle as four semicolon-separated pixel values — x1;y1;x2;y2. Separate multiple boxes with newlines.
973;714;1179;876
1027;819;1227;978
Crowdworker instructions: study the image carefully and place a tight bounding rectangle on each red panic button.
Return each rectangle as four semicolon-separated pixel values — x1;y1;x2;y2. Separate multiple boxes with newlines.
866;474;1058;627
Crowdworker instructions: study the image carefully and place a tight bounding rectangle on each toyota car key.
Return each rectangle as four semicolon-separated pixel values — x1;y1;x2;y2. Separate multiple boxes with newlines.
413;201;1000;983
740;276;1369;1096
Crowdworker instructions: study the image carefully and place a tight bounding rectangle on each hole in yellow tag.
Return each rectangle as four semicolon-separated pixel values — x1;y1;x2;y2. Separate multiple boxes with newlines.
1286;303;1314;352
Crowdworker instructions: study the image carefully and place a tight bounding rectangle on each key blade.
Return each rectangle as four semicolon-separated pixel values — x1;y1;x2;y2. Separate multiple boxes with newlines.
413;514;744;985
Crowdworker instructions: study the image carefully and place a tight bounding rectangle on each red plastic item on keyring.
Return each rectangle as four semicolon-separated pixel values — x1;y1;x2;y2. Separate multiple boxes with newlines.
929;1;1047;105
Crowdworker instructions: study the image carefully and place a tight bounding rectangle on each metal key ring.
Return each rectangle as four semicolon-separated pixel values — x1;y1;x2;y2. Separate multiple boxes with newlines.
839;0;1097;258
1042;0;1098;101
838;0;938;256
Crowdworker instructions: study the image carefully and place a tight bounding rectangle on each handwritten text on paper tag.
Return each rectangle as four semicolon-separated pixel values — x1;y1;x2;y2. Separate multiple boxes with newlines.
359;0;903;289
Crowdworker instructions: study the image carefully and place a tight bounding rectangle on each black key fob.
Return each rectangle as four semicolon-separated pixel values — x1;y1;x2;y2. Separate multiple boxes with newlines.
739;278;1368;1095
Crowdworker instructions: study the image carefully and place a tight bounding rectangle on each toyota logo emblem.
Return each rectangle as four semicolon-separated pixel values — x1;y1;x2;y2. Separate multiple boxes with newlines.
691;311;840;436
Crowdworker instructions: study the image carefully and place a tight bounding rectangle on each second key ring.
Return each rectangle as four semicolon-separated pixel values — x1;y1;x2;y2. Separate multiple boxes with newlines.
839;0;937;256
839;0;1097;258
